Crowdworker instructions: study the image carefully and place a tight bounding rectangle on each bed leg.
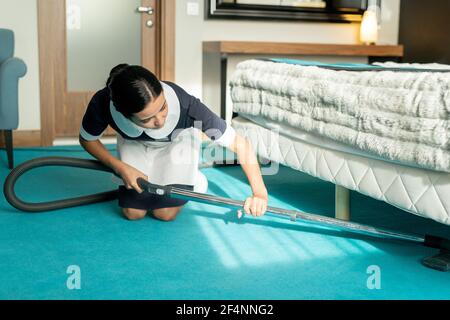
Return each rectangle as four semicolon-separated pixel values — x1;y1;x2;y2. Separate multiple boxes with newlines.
335;185;350;221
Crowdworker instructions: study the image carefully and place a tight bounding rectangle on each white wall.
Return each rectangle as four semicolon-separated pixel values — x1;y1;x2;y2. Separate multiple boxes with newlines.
0;0;40;131
175;0;401;115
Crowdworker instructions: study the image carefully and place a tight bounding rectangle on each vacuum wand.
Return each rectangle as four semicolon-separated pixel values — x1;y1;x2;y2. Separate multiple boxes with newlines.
137;178;450;252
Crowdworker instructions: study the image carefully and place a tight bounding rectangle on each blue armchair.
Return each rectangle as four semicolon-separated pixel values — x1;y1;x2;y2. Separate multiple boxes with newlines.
0;29;27;169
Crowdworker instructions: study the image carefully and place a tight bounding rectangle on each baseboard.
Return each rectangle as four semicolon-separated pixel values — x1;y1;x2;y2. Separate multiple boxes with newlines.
0;130;42;147
0;130;122;148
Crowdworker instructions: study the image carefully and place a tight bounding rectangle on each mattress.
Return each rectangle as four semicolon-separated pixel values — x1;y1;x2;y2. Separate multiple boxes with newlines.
232;116;450;226
230;59;450;173
239;113;432;171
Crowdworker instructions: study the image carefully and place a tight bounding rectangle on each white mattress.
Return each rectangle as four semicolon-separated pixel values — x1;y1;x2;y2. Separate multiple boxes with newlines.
232;116;450;226
239;113;432;171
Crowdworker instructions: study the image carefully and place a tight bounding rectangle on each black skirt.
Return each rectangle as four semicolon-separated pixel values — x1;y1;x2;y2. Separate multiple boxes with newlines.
118;184;194;210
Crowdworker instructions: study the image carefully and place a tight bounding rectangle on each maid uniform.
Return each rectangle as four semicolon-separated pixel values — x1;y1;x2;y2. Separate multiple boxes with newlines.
79;81;236;210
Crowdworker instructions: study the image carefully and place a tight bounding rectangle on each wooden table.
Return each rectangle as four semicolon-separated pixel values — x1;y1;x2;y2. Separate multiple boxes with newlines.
202;41;404;120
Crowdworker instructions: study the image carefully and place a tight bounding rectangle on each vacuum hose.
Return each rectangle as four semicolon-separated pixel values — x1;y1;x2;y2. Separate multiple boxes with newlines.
3;157;118;212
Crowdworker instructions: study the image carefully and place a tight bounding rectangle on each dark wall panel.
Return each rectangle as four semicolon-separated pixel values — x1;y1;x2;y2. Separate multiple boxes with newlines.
399;0;450;64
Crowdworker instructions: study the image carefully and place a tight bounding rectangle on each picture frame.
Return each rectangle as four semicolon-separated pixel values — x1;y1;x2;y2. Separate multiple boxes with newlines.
206;0;368;23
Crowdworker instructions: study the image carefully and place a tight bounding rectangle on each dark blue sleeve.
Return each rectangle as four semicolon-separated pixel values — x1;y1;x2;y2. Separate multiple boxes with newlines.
164;82;226;139
164;81;236;147
79;88;110;141
187;95;228;141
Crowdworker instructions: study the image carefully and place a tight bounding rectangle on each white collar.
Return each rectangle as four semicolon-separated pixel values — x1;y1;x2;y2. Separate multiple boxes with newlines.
109;81;181;139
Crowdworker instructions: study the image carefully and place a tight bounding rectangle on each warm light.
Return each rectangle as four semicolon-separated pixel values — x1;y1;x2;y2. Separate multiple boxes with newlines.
360;9;379;45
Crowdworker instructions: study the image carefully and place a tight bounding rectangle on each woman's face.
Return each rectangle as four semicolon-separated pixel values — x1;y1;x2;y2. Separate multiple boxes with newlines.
131;92;168;129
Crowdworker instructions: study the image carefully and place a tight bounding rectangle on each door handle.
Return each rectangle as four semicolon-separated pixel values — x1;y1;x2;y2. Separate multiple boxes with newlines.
137;6;154;15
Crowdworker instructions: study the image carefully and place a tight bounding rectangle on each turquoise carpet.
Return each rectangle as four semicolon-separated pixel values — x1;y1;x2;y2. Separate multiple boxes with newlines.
1;146;449;300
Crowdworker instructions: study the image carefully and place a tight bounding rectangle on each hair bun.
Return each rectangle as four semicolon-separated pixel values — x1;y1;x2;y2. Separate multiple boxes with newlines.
106;63;129;87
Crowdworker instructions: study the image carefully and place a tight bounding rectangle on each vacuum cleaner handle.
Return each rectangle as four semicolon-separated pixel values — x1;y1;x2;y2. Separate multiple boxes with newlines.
137;178;173;196
137;177;450;253
137;177;248;209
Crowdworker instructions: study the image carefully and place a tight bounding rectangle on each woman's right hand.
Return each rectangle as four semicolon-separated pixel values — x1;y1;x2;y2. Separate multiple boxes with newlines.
115;162;148;194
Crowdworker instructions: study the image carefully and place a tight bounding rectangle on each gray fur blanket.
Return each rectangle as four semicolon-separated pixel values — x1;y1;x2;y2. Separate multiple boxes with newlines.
230;59;450;172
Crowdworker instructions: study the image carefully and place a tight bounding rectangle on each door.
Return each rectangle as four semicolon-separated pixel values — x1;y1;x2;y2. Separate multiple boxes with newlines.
37;0;175;145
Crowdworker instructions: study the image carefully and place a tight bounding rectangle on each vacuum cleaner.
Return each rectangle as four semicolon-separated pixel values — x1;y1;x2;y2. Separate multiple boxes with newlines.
3;156;450;272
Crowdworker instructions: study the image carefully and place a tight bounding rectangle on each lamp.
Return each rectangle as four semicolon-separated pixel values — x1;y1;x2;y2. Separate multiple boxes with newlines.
360;0;380;45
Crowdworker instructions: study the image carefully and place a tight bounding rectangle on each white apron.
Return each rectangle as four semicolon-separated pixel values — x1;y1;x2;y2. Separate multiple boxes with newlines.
112;127;208;193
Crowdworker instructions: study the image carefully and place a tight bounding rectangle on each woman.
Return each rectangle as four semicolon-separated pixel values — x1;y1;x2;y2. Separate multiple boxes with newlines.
79;64;268;221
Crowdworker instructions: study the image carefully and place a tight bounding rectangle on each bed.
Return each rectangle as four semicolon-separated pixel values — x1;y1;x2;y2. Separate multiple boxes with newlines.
229;59;450;226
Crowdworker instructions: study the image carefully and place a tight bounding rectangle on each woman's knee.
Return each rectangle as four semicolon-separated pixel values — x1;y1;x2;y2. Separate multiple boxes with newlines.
152;206;183;222
122;207;147;220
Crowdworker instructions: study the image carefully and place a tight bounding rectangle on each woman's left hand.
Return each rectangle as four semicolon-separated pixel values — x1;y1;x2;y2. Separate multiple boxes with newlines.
238;194;268;218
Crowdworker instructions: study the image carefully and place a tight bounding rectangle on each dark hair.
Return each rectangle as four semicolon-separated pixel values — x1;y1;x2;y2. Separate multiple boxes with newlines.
106;64;163;118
